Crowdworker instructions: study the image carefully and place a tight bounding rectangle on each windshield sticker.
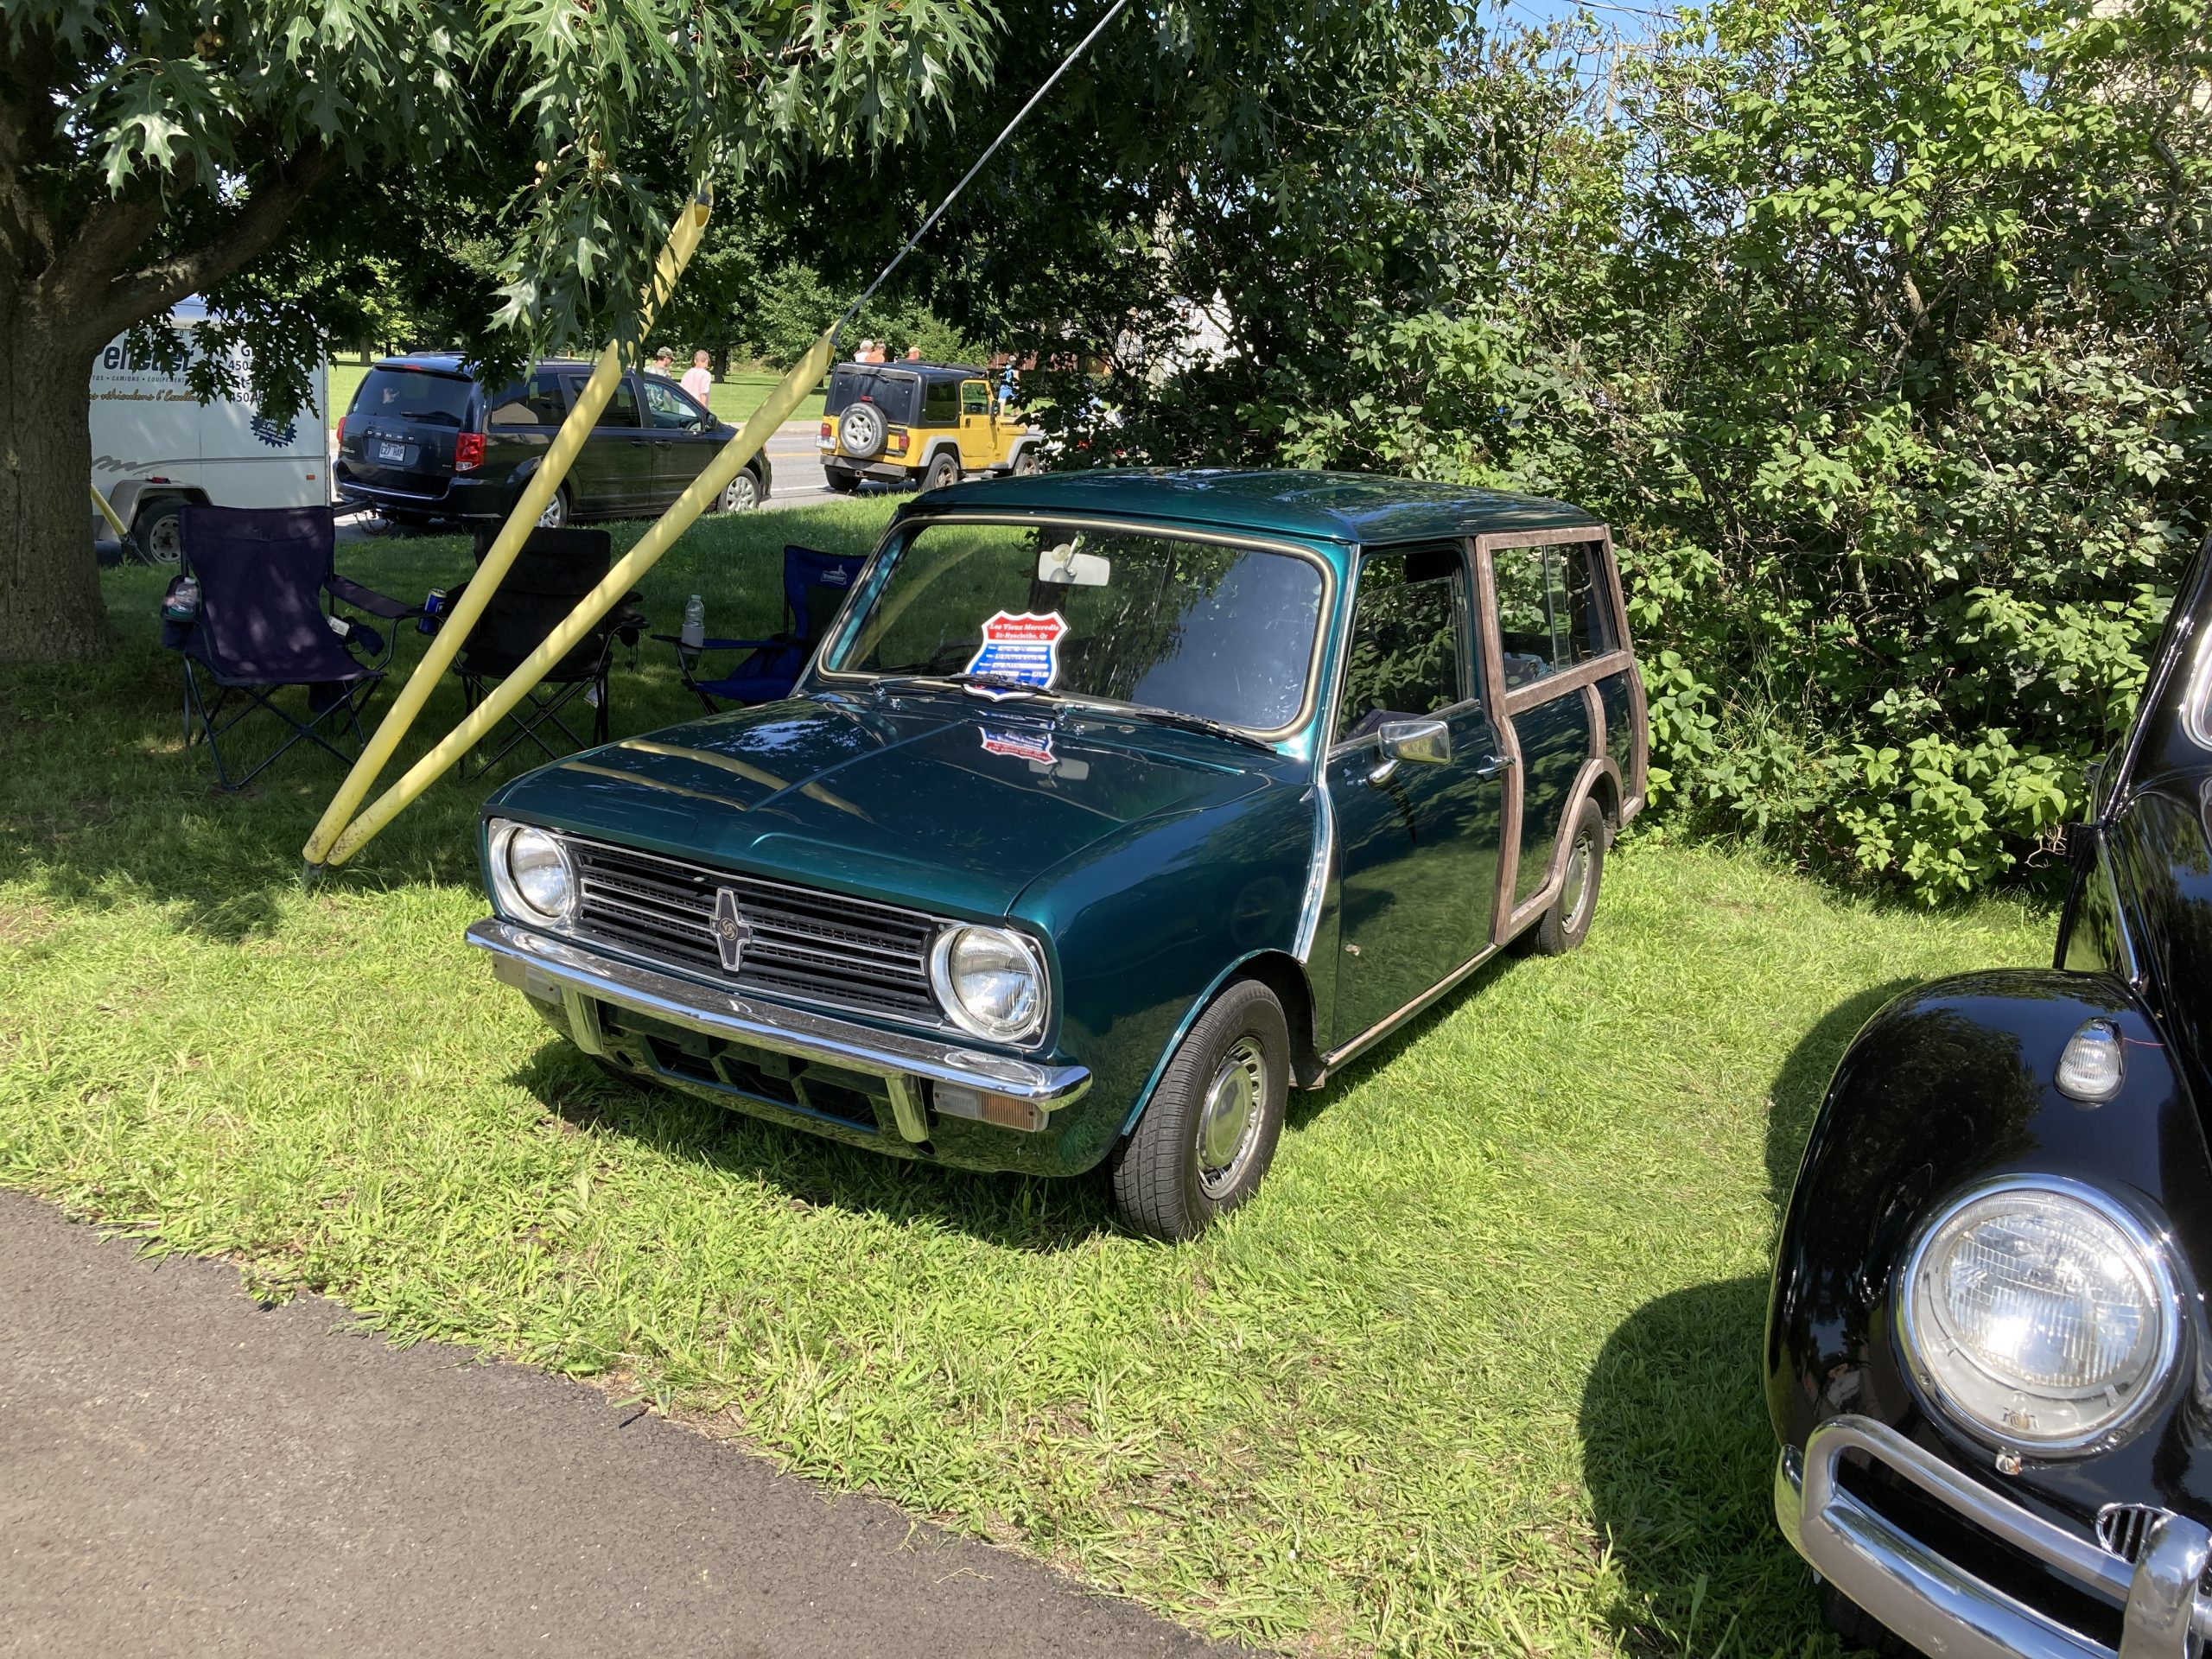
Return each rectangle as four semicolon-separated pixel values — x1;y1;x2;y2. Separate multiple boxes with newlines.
964;610;1066;696
980;727;1056;766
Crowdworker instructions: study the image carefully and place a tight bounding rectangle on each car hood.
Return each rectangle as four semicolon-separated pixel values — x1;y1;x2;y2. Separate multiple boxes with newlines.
486;692;1290;918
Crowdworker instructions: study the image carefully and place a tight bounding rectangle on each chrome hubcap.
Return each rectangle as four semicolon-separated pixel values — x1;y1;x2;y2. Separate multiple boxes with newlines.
1195;1037;1267;1198
1560;833;1593;929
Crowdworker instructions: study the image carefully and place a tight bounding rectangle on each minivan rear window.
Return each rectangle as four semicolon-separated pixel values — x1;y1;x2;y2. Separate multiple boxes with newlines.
826;365;919;426
354;367;474;428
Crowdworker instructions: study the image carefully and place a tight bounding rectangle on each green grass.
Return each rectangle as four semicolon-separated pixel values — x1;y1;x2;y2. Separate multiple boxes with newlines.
326;359;824;429
0;507;2049;1656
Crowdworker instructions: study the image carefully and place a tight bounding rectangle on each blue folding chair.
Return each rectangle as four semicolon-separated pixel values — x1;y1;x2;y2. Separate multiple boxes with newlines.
659;544;865;712
162;505;420;791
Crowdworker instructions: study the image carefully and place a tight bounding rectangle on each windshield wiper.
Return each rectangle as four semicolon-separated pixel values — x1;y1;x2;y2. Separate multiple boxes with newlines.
872;672;1060;702
1109;706;1274;751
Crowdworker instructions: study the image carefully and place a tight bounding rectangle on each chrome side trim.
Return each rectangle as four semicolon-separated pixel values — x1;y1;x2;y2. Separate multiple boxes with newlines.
468;918;1091;1109
1293;783;1334;963
1775;1414;2212;1659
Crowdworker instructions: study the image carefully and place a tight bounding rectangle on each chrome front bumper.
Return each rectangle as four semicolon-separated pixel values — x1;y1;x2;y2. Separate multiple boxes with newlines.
466;918;1091;1142
1778;1414;2212;1659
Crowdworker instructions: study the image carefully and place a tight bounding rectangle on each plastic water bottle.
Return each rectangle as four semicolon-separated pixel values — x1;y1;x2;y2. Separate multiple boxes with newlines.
682;594;705;650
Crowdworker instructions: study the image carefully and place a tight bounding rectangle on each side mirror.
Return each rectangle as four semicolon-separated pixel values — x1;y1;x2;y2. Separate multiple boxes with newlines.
1369;717;1450;785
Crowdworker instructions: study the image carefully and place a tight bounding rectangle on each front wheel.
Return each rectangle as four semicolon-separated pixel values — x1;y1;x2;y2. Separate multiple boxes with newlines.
1109;978;1288;1242
1532;798;1606;956
716;467;760;512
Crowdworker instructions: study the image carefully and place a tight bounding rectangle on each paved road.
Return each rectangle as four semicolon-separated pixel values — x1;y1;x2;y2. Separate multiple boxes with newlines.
0;1191;1237;1659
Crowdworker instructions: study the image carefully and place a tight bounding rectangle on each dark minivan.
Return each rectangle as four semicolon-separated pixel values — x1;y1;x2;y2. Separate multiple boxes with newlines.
334;355;772;530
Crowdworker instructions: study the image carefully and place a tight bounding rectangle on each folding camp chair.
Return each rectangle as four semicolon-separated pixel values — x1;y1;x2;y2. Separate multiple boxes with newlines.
163;505;421;791
435;527;645;778
658;543;866;712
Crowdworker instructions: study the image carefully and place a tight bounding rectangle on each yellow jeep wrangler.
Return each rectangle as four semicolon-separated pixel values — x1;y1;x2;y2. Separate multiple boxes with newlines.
819;361;1044;493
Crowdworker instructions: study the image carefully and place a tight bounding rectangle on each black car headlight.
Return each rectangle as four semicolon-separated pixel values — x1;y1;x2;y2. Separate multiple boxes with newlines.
486;817;576;925
928;924;1046;1044
1898;1177;2180;1453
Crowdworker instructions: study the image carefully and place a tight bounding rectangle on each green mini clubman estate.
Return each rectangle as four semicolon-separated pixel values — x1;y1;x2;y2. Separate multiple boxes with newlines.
469;470;1646;1238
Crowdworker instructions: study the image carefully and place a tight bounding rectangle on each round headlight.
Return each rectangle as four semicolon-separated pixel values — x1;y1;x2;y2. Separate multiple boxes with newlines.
929;925;1045;1043
488;818;575;923
1899;1179;2180;1452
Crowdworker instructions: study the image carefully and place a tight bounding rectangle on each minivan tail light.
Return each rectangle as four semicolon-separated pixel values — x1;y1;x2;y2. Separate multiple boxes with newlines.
335;416;346;450
454;431;486;473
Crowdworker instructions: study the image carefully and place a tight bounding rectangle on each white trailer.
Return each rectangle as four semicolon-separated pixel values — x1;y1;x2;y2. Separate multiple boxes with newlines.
89;296;330;563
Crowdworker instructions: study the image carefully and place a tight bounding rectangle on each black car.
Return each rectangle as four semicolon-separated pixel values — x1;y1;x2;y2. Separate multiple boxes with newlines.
1769;537;2212;1658
334;355;771;529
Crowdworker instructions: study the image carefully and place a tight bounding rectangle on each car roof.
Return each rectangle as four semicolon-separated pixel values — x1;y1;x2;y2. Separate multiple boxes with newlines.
834;361;988;382
369;354;604;378
905;469;1603;544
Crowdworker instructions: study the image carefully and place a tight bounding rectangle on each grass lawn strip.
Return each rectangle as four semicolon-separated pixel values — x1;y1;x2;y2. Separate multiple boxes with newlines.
0;503;2048;1656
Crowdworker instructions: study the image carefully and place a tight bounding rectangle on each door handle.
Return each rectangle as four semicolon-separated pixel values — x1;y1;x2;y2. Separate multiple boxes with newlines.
1475;754;1517;780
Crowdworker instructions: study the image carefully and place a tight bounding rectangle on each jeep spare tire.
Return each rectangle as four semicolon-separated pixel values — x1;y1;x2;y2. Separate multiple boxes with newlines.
837;404;888;460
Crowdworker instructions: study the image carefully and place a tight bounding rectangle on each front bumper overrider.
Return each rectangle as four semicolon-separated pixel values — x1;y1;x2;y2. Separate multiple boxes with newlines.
466;918;1091;1144
1777;1414;2212;1659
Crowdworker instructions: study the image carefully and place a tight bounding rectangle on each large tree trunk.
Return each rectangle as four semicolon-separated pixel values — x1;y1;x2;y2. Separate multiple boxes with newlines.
0;307;105;662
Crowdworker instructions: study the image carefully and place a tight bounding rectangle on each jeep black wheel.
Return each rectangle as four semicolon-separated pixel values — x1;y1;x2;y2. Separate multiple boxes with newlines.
1109;978;1288;1242
823;467;861;494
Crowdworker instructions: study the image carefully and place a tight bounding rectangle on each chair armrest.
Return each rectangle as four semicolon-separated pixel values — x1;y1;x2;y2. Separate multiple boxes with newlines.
327;575;424;621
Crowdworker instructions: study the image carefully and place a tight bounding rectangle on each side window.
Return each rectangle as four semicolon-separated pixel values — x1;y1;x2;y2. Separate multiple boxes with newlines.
488;375;565;427
1492;539;1618;688
562;375;639;428
1549;540;1618;667
961;380;990;416
640;376;702;429
923;378;960;424
1335;543;1467;747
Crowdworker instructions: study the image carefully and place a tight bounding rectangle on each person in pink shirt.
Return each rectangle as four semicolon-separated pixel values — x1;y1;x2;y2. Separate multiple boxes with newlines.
681;350;714;405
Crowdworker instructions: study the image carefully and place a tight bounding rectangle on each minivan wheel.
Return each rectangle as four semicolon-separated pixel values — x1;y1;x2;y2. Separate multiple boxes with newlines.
1109;978;1288;1242
922;452;961;492
536;486;570;531
716;468;760;512
135;500;185;565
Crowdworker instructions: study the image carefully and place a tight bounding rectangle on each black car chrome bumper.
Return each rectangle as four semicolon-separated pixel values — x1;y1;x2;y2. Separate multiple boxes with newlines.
1777;1414;2212;1659
466;918;1092;1141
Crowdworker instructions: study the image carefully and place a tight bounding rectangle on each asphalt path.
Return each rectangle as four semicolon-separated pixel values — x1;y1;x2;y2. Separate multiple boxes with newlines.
0;1190;1238;1658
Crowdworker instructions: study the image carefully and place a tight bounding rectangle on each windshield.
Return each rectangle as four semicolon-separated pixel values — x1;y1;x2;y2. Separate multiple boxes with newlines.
823;520;1327;733
825;365;920;425
355;367;474;428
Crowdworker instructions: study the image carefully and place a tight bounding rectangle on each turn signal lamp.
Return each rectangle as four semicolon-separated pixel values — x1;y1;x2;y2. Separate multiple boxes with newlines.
887;430;909;454
2056;1019;2126;1103
933;1084;1043;1133
818;419;834;442
454;431;486;473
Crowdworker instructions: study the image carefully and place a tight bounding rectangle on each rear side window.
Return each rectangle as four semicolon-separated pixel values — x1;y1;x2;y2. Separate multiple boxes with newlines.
486;373;565;427
1492;538;1616;689
1337;543;1467;746
922;378;960;424
355;367;474;428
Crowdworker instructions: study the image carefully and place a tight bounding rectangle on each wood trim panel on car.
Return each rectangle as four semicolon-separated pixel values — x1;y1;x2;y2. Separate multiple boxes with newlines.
1471;537;1527;950
1499;755;1622;940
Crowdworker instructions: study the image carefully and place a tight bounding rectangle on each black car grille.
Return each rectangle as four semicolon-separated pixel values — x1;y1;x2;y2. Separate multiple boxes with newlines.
566;837;944;1027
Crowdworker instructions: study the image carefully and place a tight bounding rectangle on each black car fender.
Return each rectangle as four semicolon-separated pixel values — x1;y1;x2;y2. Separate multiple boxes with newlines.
1767;968;2212;1514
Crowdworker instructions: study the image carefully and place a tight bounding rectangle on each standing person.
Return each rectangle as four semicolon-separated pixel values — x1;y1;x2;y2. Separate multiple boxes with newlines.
653;346;675;376
681;349;714;405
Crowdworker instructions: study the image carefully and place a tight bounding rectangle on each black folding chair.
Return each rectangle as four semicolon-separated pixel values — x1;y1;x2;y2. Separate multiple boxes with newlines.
436;527;644;778
162;505;420;791
656;543;865;713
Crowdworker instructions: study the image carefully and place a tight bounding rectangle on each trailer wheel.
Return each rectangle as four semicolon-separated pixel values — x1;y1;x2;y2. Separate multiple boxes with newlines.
134;500;186;565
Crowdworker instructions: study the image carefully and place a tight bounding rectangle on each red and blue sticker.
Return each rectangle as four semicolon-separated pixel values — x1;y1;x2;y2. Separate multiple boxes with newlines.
964;610;1066;696
980;727;1056;765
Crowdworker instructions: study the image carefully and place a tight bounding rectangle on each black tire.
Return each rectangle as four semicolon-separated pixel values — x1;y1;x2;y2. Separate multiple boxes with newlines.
716;467;760;512
1818;1583;1914;1657
1109;978;1289;1242
823;467;861;494
922;451;961;492
1532;798;1606;956
134;499;186;565
1011;447;1041;477
536;485;571;530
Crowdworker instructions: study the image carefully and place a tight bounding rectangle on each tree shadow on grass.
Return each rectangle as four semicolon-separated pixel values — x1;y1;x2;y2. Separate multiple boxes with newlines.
509;1044;1120;1253
1579;978;1919;1658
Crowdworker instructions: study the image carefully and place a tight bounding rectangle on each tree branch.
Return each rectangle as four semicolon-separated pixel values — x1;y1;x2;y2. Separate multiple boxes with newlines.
80;148;337;345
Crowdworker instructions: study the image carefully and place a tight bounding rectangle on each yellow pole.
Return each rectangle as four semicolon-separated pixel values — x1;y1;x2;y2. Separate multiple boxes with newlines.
88;485;132;541
321;331;837;868
302;191;714;870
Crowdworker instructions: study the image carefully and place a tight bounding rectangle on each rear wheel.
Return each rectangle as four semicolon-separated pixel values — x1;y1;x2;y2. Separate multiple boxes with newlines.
716;467;760;512
823;467;861;494
1532;798;1606;956
1109;978;1288;1242
923;451;961;492
134;499;186;565
536;485;571;530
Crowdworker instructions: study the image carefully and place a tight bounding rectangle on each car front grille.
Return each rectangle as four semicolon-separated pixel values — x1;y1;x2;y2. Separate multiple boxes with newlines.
566;836;944;1027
